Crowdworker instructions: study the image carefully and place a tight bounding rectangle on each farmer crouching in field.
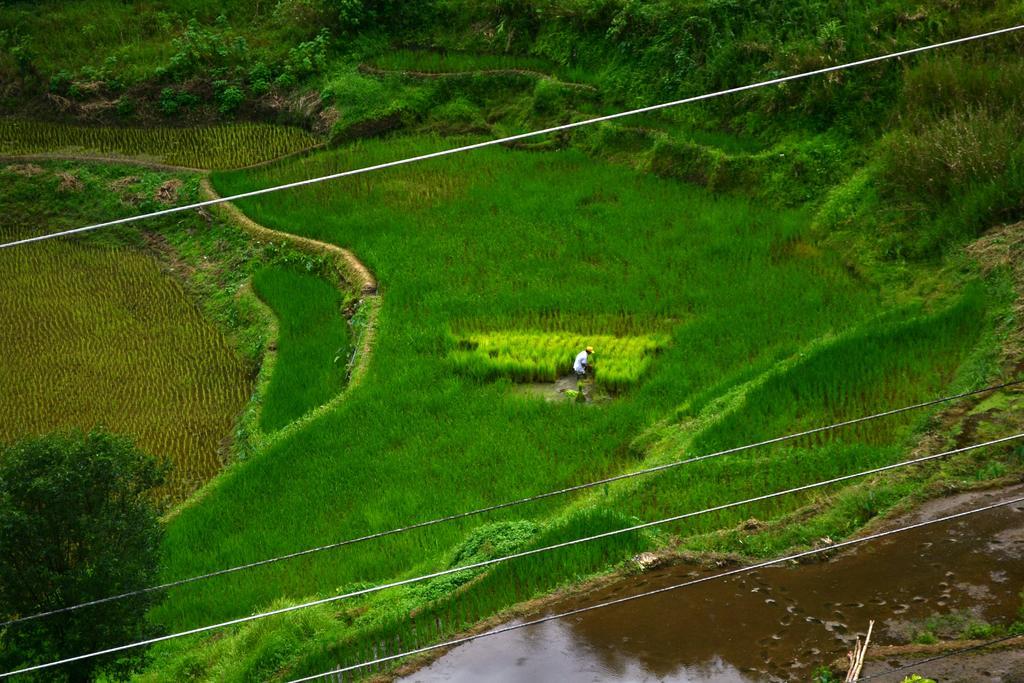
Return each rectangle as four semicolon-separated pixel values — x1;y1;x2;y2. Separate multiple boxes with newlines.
573;346;594;384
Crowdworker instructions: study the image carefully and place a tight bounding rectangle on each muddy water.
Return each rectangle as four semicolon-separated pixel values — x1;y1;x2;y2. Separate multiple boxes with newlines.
404;486;1024;682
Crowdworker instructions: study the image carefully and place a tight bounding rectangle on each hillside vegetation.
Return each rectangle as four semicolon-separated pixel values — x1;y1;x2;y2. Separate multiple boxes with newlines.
1;1;1023;681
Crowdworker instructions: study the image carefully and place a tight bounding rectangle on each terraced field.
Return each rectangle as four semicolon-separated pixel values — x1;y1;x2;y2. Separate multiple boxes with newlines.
135;133;1003;680
451;330;669;391
0;119;320;170
251;265;352;433
3;2;1022;680
0;163;253;501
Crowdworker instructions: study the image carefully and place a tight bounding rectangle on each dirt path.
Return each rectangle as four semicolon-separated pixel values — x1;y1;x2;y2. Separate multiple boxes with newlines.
198;177;379;390
861;637;1024;681
358;63;598;92
0;152;205;173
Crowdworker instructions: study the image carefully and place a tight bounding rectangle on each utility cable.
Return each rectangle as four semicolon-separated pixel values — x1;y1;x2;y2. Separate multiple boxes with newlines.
287;493;1024;682
3;433;1021;679
856;632;1024;680
0;24;1021;250
4;378;1019;630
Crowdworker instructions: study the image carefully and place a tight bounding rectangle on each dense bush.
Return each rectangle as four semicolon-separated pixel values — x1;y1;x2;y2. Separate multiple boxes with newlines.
158;86;199;116
162;16;252;81
335;0;441;35
0;431;167;682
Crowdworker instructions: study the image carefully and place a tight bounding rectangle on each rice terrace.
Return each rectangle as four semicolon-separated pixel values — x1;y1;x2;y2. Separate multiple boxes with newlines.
1;2;1024;682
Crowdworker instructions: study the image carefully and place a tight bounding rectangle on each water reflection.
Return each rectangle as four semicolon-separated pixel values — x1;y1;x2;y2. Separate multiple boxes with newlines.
403;618;760;682
405;486;1024;682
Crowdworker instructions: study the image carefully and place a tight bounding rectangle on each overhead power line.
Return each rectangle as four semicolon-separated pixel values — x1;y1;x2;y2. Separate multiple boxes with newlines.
1;24;1022;250
857;632;1024;681
288;493;1024;682
4;433;1021;679
5;378;1019;630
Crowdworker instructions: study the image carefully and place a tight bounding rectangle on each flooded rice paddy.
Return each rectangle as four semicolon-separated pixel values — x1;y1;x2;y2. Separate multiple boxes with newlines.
404;485;1024;682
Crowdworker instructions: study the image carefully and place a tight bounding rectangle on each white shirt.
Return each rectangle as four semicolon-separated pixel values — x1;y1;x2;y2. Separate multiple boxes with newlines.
573;350;589;374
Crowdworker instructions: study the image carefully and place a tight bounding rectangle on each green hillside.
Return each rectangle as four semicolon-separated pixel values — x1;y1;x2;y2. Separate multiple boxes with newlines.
1;1;1023;681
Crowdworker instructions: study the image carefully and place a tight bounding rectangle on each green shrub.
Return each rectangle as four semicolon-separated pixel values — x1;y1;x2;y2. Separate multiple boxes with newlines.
159;87;199;116
914;631;938;645
164;16;251;81
434;97;484;125
813;667;840;683
532;77;566;115
282;29;330;80
116;96;136;118
961;620;998;640
336;0;439;35
216;84;246;115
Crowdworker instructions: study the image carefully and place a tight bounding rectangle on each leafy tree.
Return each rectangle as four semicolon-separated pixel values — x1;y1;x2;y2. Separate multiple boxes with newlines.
0;430;168;682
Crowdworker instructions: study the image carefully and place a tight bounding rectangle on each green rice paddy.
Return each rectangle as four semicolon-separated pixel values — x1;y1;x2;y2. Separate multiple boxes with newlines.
251;266;351;433
451;330;669;391
3;2;1022;680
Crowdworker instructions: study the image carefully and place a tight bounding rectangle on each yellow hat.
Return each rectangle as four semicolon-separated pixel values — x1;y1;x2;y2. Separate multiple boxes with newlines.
586;346;594;353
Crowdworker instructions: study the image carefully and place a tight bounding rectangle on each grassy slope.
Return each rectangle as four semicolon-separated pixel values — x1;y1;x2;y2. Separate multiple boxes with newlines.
251;266;351;433
0;163;253;502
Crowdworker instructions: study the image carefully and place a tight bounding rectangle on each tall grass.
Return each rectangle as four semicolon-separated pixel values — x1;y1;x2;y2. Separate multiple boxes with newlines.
874;55;1024;256
251;266;351;433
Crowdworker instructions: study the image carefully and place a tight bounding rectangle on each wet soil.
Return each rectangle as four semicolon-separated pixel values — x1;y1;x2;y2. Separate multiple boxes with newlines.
403;485;1024;682
514;375;610;403
864;643;1024;682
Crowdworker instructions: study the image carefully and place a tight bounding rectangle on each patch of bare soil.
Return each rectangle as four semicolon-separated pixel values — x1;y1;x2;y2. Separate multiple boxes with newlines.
109;175;143;205
56;171;83;192
110;175;141;190
874;482;1024;531
154;178;183;204
862;639;1024;682
5;163;45;176
514;375;611;403
142;232;196;280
